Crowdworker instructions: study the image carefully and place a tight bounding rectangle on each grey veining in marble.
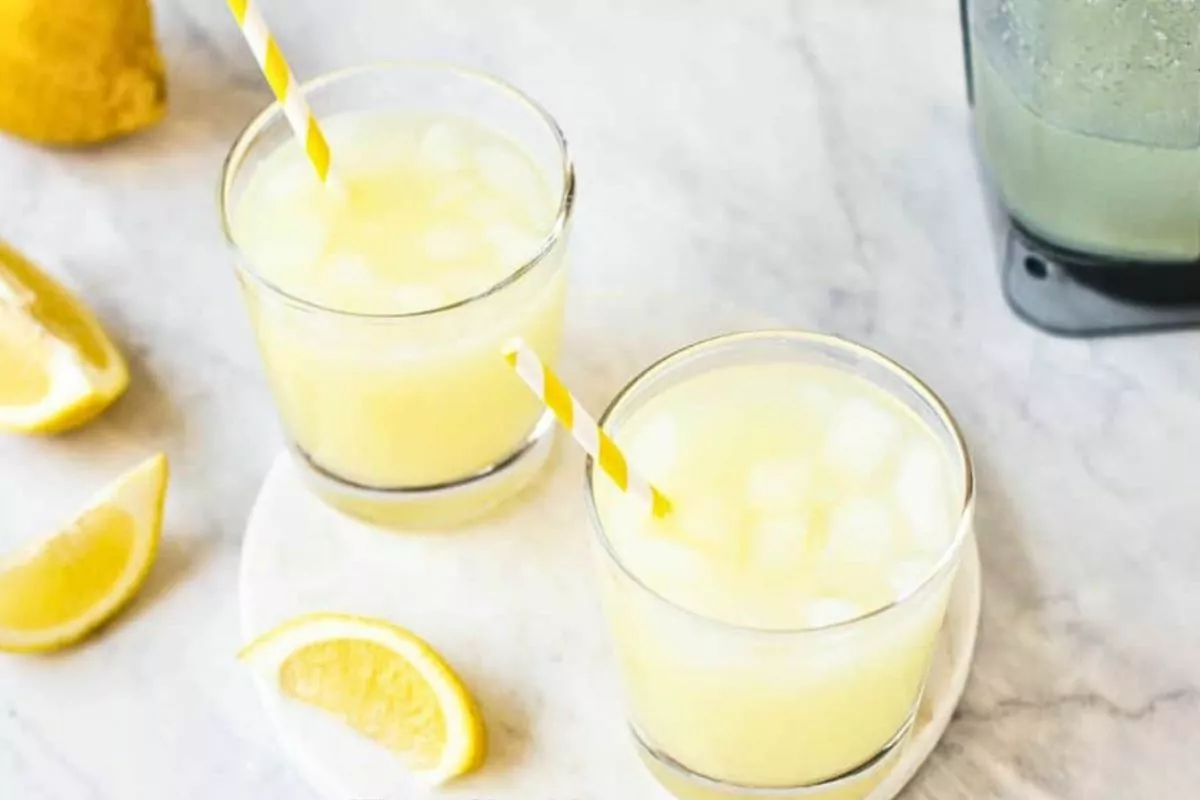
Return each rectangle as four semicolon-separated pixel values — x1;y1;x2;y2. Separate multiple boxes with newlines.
1;0;1198;798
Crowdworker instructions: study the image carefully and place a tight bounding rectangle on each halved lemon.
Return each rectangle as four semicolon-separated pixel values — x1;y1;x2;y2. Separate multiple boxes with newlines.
240;613;487;785
0;241;129;434
0;453;167;653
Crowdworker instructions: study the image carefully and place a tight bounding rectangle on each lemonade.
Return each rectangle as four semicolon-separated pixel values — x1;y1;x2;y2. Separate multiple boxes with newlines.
588;333;972;798
223;65;572;525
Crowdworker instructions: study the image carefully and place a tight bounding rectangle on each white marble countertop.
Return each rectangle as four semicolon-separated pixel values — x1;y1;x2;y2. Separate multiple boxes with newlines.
1;0;1198;798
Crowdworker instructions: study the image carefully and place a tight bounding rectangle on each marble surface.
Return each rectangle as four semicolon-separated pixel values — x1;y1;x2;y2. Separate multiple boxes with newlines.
1;0;1198;798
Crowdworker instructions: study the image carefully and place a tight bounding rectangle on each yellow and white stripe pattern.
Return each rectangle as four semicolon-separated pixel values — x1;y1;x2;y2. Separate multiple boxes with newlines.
504;340;672;518
227;0;333;183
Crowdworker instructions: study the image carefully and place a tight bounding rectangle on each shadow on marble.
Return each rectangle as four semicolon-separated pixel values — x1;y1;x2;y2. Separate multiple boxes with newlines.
121;533;220;630
49;333;182;454
471;684;536;782
158;58;272;151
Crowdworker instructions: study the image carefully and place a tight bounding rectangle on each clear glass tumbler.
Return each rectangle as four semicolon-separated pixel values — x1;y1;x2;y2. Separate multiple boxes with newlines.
585;331;975;799
221;63;574;527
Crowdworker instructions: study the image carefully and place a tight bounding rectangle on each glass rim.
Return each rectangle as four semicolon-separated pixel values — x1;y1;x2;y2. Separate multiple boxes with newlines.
218;60;575;320
582;329;977;636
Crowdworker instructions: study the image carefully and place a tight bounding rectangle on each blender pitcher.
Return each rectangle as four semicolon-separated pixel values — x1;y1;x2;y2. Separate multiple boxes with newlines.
962;0;1200;335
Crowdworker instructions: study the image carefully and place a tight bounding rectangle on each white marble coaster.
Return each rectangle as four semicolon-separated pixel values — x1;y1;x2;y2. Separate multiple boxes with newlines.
240;451;981;800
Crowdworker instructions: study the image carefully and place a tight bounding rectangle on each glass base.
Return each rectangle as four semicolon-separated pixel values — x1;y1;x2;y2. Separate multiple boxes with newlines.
631;713;912;800
290;410;556;528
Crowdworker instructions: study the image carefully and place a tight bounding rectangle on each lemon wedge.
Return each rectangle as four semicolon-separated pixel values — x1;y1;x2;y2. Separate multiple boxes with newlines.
0;453;167;653
0;242;130;434
240;613;487;785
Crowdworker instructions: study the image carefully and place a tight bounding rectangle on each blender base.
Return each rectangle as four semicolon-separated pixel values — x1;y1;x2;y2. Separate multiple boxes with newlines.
1001;219;1200;337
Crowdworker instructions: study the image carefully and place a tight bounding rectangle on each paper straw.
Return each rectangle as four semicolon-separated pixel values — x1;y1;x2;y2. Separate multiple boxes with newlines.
504;340;672;518
227;0;334;183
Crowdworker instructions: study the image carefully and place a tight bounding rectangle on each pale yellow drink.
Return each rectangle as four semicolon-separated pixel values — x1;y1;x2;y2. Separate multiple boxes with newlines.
228;102;568;521
589;335;970;797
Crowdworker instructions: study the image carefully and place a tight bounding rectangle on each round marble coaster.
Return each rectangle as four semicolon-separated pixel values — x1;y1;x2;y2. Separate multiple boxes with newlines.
240;451;981;800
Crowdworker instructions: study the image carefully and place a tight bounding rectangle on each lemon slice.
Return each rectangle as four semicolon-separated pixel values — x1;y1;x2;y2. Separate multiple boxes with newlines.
0;453;167;653
240;613;487;785
0;241;129;434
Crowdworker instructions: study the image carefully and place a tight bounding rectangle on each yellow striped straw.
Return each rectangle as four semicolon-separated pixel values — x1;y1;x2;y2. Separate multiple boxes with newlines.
226;0;334;183
504;340;672;519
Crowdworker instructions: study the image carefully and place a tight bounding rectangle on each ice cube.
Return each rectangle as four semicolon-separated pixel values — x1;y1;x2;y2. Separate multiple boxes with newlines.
391;284;449;313
422;225;476;262
675;497;745;562
430;176;470;210
823;497;894;564
325;252;375;287
627;531;714;589
893;441;953;551
438;269;487;302
323;111;380;144
417;121;467;172
243;205;329;272
461;194;507;225
744;457;812;512
823;397;900;480
625;417;679;481
796;383;835;418
476;144;546;213
751;512;811;571
257;157;320;201
887;557;934;602
804;597;863;628
486;223;542;266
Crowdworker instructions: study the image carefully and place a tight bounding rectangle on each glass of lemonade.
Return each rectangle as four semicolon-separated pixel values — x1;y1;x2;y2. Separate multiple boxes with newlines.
586;331;974;800
220;63;573;527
